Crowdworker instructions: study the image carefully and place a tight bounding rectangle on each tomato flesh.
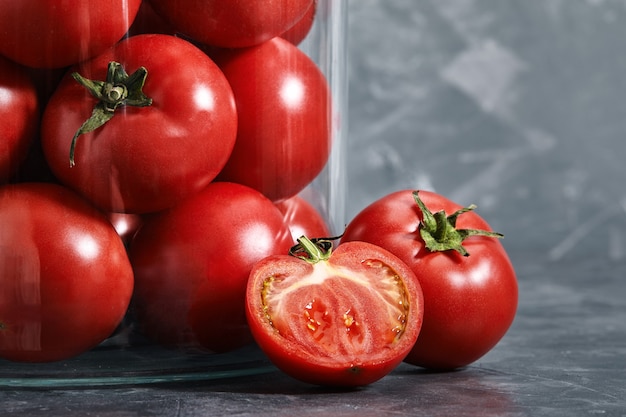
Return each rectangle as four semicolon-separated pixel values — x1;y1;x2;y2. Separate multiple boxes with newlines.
247;241;423;386
264;260;409;358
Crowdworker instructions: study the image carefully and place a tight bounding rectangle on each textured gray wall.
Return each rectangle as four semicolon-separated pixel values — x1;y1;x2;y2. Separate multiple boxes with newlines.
346;0;626;262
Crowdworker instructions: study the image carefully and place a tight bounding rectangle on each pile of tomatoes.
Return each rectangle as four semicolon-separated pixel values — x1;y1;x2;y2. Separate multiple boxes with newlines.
0;1;518;388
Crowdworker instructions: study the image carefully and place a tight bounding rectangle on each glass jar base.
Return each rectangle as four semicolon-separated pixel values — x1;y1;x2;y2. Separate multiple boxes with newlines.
0;343;274;388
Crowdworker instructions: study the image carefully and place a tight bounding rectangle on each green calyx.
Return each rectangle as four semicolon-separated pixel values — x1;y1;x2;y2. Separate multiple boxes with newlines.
413;190;503;257
289;235;342;264
69;61;153;167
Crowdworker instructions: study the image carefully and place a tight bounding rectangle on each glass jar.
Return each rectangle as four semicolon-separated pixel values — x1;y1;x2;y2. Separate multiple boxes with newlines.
0;0;347;387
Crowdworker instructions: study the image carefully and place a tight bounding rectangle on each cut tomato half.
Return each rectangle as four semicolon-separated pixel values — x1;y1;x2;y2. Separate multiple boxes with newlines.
246;237;423;386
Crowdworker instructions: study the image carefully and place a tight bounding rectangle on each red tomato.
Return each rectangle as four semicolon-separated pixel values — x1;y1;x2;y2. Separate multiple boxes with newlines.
0;0;141;69
0;183;134;363
281;0;317;45
148;0;314;48
275;195;330;243
213;37;332;202
341;190;518;370
0;56;39;183
246;237;424;386
129;182;294;354
41;34;238;214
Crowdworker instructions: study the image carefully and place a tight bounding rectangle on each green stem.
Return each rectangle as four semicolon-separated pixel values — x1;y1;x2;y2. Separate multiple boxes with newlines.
69;61;153;167
289;235;342;264
413;190;503;257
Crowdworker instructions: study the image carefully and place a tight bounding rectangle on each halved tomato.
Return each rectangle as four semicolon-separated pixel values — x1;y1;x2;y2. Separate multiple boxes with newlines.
246;237;424;386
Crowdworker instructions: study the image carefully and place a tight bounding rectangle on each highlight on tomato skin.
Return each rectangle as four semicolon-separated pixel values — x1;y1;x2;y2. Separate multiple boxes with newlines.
245;238;424;387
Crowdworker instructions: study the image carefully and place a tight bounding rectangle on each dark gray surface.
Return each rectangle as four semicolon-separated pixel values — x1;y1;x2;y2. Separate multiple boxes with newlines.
3;0;626;415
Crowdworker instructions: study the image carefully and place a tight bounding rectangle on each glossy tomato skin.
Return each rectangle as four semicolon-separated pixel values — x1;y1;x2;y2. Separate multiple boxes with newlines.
246;240;424;386
281;0;317;45
149;0;314;48
0;0;141;69
0;56;39;183
341;190;518;370
129;182;294;354
0;183;134;363
41;34;238;214
213;37;332;202
275;195;330;243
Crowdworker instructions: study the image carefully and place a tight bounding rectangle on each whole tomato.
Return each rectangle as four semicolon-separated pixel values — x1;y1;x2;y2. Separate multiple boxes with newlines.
0;0;141;69
213;37;332;202
246;237;424;386
341;190;518;370
148;0;314;48
0;56;39;183
0;183;134;363
41;34;238;214
129;182;294;354
275;195;330;243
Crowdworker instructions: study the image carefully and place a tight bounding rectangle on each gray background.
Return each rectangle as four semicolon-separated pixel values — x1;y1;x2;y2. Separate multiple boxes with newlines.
345;0;626;263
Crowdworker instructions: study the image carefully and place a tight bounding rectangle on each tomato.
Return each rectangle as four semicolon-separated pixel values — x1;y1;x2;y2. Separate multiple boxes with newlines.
0;183;134;363
275;195;330;243
148;0;314;48
281;0;317;46
341;190;518;370
0;56;39;183
41;34;238;214
129;182;294;354
246;237;423;386
0;0;141;69
213;37;332;202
